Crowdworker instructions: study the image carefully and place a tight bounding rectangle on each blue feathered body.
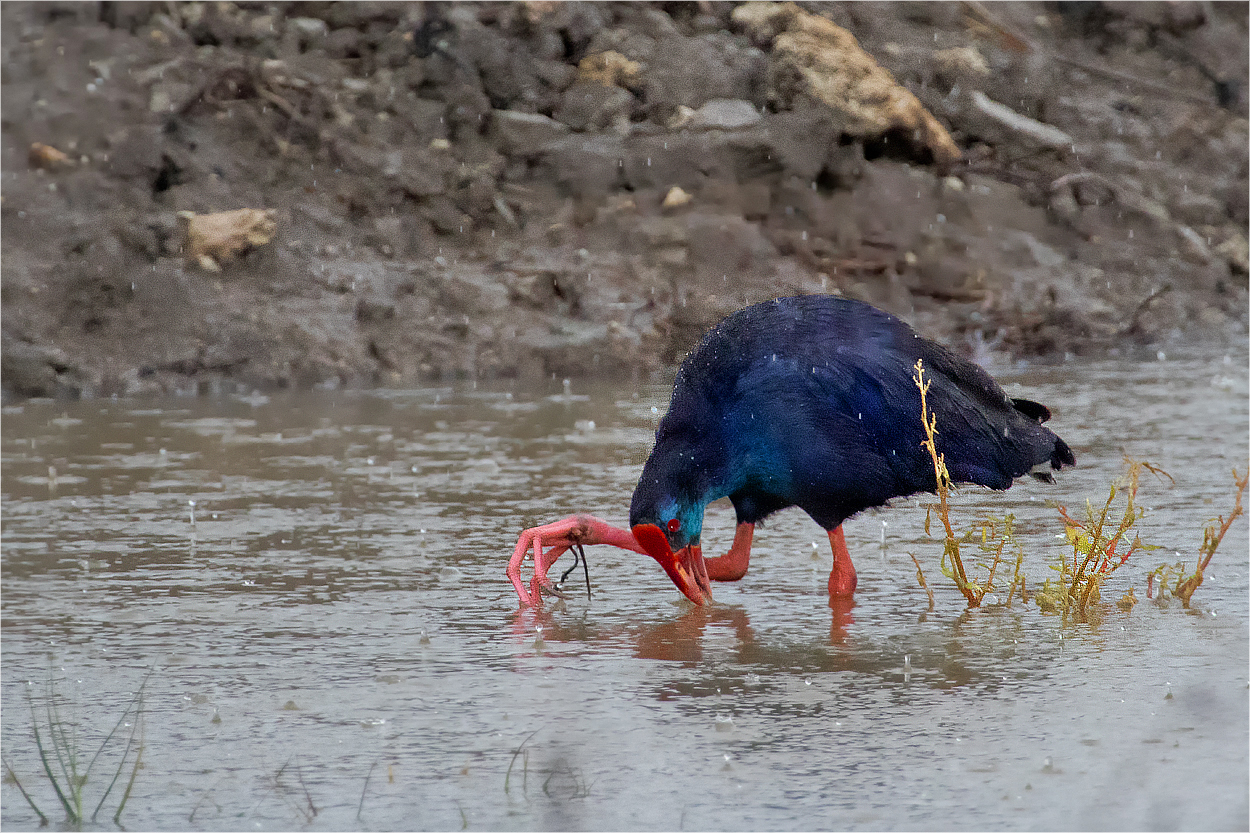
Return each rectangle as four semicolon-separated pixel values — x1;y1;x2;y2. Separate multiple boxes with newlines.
630;296;1075;545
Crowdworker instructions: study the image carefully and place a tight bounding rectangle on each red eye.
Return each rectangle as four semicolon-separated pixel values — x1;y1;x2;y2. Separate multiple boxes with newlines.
667;518;681;533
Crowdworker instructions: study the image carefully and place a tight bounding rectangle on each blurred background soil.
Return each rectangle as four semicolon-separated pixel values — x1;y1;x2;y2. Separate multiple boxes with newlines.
2;1;1246;399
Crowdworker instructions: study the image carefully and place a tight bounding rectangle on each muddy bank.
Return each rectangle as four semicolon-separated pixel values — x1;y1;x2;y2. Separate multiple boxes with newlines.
2;1;1246;400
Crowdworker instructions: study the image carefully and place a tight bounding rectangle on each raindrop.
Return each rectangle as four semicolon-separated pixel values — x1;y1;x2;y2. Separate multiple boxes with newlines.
714;713;734;732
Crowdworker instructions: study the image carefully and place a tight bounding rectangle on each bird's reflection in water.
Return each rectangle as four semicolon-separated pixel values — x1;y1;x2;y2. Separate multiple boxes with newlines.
827;593;856;645
510;592;858;664
511;596;1029;696
633;604;757;663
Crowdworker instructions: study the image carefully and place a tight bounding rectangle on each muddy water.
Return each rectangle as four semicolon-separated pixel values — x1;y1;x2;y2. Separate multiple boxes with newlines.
2;352;1247;831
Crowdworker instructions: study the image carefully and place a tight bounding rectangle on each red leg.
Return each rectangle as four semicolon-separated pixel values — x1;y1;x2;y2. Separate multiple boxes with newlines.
508;514;647;606
827;525;858;597
703;522;755;581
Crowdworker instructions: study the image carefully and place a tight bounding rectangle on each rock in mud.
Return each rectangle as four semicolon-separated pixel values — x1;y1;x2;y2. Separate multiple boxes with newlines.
178;208;278;272
28;142;74;170
732;2;961;165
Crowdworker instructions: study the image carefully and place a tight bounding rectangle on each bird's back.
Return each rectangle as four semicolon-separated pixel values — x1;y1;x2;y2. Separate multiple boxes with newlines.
659;295;1074;528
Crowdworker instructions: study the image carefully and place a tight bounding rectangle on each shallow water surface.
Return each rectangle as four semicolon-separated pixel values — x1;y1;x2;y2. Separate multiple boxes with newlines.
2;354;1247;831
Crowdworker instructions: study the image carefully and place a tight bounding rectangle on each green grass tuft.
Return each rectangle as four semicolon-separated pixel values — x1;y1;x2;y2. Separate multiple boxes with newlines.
3;670;148;828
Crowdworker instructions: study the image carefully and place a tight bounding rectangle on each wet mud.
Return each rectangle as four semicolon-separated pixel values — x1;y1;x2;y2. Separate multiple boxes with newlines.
2;2;1247;400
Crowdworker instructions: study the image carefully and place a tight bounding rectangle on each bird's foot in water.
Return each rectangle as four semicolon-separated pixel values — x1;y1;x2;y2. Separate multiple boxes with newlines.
507;514;644;606
827;526;858;597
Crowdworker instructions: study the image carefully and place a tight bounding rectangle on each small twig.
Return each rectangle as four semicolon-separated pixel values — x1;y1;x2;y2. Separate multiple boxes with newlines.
249;757;289;817
908;553;936;613
969;90;1074;149
256;86;318;132
1121;284;1173;336
357;761;378;822
188;779;223;823
555;543;594;600
1048;171;1117;195
1054;53;1218;107
962;0;1218;107
505;729;542;795
294;760;318;820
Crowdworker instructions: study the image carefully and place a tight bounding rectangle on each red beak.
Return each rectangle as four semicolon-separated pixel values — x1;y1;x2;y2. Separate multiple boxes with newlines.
632;524;710;604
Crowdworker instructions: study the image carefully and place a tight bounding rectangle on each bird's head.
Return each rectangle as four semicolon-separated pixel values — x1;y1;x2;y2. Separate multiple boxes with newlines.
629;493;711;605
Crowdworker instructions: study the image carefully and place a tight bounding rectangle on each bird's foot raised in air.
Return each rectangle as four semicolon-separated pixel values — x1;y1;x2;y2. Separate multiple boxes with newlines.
507;514;645;606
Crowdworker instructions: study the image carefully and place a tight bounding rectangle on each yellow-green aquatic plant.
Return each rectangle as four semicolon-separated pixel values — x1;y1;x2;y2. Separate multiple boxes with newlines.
1173;466;1247;607
1151;467;1247;607
914;359;1025;608
1047;458;1163;622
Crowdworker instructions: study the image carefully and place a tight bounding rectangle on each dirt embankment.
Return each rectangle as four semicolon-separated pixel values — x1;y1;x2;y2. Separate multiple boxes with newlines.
2;1;1246;400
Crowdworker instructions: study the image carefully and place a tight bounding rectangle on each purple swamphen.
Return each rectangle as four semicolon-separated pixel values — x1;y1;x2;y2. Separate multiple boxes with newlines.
508;295;1075;606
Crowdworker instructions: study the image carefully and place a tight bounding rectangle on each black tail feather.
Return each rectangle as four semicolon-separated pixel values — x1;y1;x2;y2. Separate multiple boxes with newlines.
1012;398;1052;423
1052;437;1076;470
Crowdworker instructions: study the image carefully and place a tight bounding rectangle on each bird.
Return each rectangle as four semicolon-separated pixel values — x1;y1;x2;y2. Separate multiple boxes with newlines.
508;295;1075;607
